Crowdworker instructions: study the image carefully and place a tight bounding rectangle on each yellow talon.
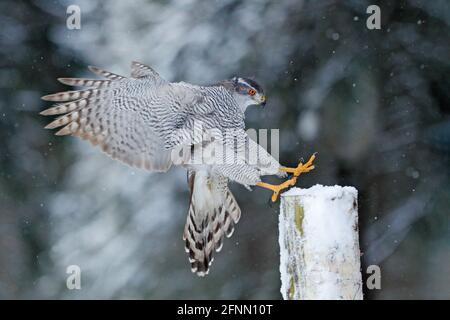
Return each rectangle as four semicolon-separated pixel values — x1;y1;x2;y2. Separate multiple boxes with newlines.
280;153;316;177
256;153;317;202
256;176;299;202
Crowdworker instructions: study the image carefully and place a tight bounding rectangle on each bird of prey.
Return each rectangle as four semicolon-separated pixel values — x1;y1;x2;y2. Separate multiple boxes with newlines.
41;61;315;276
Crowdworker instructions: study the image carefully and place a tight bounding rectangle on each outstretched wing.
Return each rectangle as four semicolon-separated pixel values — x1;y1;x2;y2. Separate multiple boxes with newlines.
41;62;178;172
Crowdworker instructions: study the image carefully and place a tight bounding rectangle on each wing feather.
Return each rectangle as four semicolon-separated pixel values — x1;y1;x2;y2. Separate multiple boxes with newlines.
131;61;162;80
88;66;125;80
58;78;112;88
41;65;172;172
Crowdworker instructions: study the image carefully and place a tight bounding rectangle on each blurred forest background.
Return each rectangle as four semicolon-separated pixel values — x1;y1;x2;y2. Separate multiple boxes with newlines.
0;0;449;299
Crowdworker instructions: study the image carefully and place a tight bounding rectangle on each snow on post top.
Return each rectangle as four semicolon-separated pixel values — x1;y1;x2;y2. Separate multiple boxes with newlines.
282;184;357;199
280;185;359;253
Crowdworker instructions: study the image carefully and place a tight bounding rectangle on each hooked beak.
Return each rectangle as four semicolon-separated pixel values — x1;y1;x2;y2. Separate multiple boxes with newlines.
260;95;266;107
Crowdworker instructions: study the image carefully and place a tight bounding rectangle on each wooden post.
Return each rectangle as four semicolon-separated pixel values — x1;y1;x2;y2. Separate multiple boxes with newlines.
279;185;363;300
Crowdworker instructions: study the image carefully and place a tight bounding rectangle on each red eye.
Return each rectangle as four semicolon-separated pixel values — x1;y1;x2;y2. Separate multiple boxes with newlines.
248;88;257;96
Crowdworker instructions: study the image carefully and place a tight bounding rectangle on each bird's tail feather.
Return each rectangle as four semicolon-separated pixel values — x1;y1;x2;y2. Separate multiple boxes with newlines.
183;171;241;277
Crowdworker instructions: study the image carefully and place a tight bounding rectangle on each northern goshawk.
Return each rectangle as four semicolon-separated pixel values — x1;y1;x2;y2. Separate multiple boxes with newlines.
41;61;315;276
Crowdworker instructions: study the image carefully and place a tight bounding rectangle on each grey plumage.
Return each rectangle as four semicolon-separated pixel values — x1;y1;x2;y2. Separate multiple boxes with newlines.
41;62;283;276
184;170;241;276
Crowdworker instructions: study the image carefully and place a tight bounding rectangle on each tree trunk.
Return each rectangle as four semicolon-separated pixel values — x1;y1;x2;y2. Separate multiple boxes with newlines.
279;185;363;300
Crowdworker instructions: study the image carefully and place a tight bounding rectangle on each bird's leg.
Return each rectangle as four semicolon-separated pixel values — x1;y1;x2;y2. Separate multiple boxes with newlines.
256;176;299;202
280;153;316;177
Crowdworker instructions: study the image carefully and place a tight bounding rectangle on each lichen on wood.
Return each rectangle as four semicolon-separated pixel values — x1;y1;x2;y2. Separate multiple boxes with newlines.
294;203;304;235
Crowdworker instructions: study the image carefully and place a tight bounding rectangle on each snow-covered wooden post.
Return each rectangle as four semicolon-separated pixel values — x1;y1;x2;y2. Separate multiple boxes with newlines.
279;185;363;300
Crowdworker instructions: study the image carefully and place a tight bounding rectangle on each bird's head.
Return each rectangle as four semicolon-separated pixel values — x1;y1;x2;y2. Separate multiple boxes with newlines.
223;77;266;111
